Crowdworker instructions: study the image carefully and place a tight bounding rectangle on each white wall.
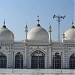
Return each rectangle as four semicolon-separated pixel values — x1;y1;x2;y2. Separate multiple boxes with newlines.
0;69;75;75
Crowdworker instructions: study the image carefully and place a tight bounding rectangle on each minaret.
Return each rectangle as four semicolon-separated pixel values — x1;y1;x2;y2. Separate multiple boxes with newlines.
49;25;52;44
25;23;28;40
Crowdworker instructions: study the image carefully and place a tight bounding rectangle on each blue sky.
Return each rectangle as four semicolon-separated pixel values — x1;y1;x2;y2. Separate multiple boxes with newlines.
0;0;74;41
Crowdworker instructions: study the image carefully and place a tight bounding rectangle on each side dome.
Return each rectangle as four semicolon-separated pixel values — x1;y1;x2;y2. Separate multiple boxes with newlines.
27;25;49;42
0;25;14;41
64;26;75;40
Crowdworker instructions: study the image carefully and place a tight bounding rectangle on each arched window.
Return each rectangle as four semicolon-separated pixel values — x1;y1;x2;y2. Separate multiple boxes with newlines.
53;53;61;69
69;54;75;69
15;52;23;69
0;52;7;68
31;50;45;69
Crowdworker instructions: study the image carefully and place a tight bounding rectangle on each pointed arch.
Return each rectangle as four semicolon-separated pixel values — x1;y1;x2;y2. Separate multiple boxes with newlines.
53;53;61;69
30;48;46;56
15;52;23;69
0;52;7;68
69;54;75;69
31;50;45;69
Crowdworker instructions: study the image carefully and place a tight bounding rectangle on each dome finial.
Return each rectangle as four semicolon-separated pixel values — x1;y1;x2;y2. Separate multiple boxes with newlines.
71;21;75;28
3;19;6;28
37;15;41;27
37;15;40;24
72;21;74;26
4;19;5;25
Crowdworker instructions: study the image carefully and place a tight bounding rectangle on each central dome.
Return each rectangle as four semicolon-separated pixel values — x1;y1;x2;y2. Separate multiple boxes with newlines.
27;25;49;42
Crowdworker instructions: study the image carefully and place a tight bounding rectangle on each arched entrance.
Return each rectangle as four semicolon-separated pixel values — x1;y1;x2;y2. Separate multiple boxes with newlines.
0;52;7;68
53;53;61;69
15;52;23;69
69;54;75;69
31;50;45;69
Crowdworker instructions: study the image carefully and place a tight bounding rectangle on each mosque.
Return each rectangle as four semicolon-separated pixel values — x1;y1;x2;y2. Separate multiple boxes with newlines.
0;18;75;75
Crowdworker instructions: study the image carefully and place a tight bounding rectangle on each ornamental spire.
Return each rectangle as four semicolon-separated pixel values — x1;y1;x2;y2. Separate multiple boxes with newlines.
49;24;52;32
3;19;6;28
25;22;28;40
4;19;5;25
37;15;40;27
72;21;74;26
49;24;52;44
37;15;40;24
71;21;75;28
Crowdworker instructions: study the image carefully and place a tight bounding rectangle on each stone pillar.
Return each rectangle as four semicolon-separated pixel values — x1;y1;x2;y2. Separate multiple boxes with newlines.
24;43;27;68
48;46;52;68
7;45;12;68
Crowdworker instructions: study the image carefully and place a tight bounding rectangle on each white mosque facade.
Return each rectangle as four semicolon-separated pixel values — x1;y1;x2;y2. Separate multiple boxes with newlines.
0;20;75;75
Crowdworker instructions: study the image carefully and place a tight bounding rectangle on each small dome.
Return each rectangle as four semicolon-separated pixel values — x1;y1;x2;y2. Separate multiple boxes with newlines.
0;25;14;41
27;25;49;42
64;26;75;40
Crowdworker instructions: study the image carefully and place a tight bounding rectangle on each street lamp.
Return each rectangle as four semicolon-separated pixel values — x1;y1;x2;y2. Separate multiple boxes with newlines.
53;15;65;42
